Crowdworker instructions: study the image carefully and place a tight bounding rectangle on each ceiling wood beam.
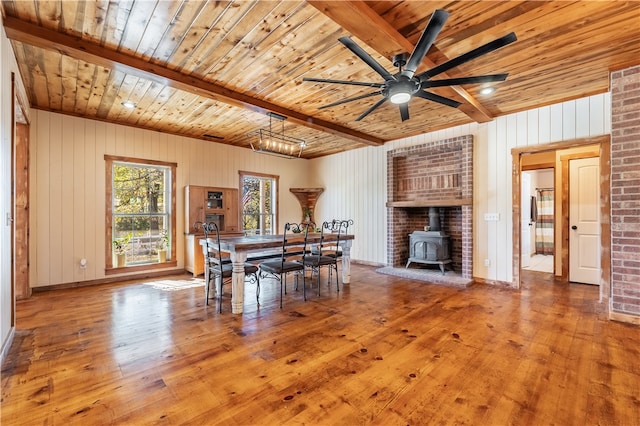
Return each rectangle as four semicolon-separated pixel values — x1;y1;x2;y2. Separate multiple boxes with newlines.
2;16;384;147
307;0;495;123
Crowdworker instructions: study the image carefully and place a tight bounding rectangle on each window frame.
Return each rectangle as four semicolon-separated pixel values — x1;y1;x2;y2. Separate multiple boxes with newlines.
105;155;177;274
239;170;279;236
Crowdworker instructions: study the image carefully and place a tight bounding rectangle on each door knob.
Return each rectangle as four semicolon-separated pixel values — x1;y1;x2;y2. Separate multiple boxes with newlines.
571;225;577;230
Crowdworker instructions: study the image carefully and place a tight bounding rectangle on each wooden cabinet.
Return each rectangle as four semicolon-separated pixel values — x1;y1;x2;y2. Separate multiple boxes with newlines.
185;185;206;234
222;189;239;232
185;185;239;233
184;185;241;276
185;234;206;276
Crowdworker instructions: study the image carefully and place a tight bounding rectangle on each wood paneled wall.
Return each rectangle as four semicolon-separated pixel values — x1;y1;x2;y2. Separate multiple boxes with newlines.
28;111;312;288
25;93;612;289
311;93;611;283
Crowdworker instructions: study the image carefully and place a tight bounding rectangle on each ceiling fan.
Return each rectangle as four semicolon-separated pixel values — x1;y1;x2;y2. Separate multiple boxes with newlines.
303;9;517;122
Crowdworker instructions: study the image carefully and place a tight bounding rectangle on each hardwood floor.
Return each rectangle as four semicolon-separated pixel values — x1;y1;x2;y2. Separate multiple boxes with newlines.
2;266;638;425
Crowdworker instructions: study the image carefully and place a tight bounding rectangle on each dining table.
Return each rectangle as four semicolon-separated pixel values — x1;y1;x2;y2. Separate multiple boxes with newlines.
201;233;354;314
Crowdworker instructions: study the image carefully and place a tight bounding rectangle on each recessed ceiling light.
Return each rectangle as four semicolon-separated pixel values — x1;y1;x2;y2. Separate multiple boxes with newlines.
479;87;495;96
121;100;136;109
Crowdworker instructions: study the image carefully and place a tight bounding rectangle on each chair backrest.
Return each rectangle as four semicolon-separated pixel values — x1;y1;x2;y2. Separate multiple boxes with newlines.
324;219;353;255
323;220;340;256
330;219;353;234
304;221;325;262
278;222;306;264
199;221;225;269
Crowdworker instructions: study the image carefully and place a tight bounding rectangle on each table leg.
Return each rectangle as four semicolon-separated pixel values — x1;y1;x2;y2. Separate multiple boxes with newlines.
230;250;247;314
341;240;352;284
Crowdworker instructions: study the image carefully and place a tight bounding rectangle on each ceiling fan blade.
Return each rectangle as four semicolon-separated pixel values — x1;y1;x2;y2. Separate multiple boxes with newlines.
303;77;384;88
399;103;410;122
418;32;517;81
414;90;461;108
318;92;381;110
422;73;509;88
403;9;449;78
356;98;388;121
339;36;395;81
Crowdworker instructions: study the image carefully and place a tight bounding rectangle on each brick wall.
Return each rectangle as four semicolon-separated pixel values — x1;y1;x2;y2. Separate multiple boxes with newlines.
388;136;473;202
387;136;473;278
610;65;640;317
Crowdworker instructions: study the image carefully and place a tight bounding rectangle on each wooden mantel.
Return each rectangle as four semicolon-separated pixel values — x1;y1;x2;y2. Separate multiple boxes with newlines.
386;198;472;208
290;188;324;223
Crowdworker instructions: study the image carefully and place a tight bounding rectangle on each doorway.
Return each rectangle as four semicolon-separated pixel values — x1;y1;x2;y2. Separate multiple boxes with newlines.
511;136;611;305
521;169;555;273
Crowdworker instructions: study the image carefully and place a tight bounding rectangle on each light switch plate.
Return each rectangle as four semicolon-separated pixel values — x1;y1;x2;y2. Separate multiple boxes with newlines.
484;213;500;221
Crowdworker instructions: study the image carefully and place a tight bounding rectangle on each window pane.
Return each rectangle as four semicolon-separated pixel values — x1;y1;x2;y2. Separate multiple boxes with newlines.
113;162;170;264
113;164;166;214
242;175;276;235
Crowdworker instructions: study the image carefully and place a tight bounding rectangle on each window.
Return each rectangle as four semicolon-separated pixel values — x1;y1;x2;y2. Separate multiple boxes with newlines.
240;171;278;235
105;156;177;272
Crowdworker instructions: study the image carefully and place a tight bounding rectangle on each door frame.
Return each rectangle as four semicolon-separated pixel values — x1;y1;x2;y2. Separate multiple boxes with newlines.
511;135;611;306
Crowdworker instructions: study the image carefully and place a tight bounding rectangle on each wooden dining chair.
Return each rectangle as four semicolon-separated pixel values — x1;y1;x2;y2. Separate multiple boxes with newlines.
197;221;260;313
257;222;306;308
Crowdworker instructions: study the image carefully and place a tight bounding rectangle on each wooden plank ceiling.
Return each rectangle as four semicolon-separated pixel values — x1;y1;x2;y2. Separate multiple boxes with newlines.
2;1;639;158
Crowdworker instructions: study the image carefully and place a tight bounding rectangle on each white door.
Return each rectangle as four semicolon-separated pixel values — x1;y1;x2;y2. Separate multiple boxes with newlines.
569;157;600;284
521;172;531;268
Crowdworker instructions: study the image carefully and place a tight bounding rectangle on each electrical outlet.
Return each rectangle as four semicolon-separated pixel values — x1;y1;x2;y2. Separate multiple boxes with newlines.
484;213;500;221
484;259;491;266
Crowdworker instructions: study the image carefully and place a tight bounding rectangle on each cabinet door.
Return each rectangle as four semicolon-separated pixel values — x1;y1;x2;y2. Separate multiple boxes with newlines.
224;188;239;232
185;185;206;233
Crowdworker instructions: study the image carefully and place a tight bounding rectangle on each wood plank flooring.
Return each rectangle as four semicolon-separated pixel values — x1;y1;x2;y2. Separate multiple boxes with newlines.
2;266;639;425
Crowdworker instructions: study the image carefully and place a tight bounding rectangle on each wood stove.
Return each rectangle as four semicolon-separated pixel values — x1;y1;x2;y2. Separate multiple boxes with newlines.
406;231;452;274
405;207;452;274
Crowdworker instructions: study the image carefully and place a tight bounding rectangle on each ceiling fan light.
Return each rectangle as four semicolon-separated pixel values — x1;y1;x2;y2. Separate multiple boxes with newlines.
390;91;411;104
480;87;495;95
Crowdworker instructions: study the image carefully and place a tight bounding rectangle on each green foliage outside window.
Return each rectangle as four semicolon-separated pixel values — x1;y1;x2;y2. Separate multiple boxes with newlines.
242;176;275;235
113;163;169;263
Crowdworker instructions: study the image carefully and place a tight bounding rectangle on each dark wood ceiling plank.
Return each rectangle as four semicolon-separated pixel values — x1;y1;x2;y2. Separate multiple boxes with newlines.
3;15;384;147
307;0;495;123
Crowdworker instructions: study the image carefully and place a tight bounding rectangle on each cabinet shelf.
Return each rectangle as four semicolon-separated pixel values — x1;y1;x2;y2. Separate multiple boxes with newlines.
185;185;240;276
